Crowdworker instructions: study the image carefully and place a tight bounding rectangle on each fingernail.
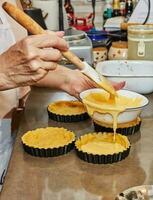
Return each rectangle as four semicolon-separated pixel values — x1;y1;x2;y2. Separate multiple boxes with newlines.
60;31;65;35
66;43;69;49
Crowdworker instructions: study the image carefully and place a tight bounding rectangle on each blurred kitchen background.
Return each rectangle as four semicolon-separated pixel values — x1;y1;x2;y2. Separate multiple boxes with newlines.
19;0;152;68
20;0;139;31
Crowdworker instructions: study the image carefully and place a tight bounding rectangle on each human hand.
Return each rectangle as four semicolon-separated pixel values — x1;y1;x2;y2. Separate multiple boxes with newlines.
61;69;97;99
36;66;97;99
111;80;125;90
60;69;125;98
0;31;68;90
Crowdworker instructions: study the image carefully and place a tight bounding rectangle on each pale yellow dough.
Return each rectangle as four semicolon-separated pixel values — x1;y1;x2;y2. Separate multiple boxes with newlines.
48;100;86;115
22;127;75;149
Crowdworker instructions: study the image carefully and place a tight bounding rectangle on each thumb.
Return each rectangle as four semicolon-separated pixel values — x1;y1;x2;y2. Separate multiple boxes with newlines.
112;81;126;91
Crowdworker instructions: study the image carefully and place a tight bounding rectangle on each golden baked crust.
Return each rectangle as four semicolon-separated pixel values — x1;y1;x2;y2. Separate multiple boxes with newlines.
22;127;75;149
94;117;141;128
75;133;130;155
48;100;86;115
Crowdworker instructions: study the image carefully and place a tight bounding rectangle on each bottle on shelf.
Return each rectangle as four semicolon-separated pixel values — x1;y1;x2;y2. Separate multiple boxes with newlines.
103;0;113;24
125;0;133;21
113;0;121;17
120;0;126;16
64;0;74;26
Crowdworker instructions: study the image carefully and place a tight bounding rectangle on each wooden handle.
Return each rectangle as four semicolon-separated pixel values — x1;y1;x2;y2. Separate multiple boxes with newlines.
2;2;85;70
62;51;84;69
3;2;45;34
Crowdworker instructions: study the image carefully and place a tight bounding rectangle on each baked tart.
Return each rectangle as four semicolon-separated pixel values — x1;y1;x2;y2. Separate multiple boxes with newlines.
75;133;130;164
94;117;141;136
47;100;89;122
21;127;75;157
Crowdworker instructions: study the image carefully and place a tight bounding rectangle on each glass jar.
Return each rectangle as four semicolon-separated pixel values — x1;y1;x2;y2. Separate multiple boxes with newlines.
108;41;128;60
128;25;153;60
93;47;108;68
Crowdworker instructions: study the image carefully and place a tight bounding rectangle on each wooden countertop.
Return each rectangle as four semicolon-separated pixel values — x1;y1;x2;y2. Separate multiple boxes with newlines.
1;88;153;200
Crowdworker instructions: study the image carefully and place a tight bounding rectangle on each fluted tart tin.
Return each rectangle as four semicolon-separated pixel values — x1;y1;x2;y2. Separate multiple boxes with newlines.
75;133;131;164
94;117;141;136
47;100;89;122
21;127;75;157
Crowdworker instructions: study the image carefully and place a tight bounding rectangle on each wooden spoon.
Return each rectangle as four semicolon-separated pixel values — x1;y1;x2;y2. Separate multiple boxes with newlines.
2;1;117;97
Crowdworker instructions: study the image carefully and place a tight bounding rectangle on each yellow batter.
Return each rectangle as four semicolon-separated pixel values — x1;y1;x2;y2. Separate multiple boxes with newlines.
48;100;86;115
22;127;75;149
83;91;142;140
98;78;117;97
83;92;142;110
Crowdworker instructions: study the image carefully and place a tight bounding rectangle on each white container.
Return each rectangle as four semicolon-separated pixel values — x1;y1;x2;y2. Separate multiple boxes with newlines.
93;47;108;68
108;41;128;60
80;88;149;124
32;0;68;30
96;60;153;94
128;25;153;60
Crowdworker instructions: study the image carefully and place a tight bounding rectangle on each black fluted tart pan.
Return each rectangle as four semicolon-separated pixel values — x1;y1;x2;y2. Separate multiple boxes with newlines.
94;117;141;136
75;133;131;164
21;127;75;157
47;100;89;123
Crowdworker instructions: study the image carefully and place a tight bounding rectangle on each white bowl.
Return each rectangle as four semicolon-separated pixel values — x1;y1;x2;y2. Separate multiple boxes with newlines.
96;60;153;94
80;89;149;124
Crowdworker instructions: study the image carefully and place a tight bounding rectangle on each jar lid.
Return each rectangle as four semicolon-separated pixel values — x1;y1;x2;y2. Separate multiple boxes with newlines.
112;41;128;49
93;47;107;51
64;28;86;42
128;25;153;35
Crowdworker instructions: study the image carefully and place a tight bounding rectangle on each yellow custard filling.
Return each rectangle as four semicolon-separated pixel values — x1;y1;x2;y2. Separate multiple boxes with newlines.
48;100;86;115
22;127;75;149
83;92;142;140
75;133;130;155
83;92;142;111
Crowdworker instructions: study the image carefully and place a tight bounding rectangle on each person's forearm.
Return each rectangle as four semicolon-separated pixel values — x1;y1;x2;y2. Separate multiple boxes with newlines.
35;65;69;90
34;62;125;99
